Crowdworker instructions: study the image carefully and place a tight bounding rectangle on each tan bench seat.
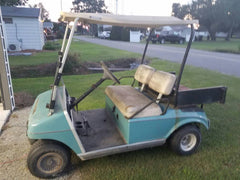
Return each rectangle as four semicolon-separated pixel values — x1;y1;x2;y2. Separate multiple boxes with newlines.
105;85;162;119
105;64;176;119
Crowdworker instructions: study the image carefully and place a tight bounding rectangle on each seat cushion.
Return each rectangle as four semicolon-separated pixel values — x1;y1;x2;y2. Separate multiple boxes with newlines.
134;65;155;85
148;70;176;95
105;85;162;119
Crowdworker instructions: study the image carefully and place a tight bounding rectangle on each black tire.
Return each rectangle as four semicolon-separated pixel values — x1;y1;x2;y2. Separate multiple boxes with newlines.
169;125;201;156
27;140;70;178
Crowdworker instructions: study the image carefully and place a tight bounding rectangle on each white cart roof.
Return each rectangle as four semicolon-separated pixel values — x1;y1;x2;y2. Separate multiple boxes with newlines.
60;12;198;28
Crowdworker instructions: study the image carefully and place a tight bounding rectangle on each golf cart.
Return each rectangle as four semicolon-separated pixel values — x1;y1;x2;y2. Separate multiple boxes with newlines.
27;12;227;178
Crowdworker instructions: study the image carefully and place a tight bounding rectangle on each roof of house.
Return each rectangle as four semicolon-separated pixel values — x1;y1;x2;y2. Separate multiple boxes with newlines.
1;6;40;18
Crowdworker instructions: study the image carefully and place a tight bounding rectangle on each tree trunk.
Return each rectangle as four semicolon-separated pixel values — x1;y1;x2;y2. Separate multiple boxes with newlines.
226;23;233;41
209;30;216;41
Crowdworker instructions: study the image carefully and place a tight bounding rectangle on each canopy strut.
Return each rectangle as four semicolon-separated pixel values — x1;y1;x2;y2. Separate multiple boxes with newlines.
174;24;194;106
47;18;79;115
141;29;154;64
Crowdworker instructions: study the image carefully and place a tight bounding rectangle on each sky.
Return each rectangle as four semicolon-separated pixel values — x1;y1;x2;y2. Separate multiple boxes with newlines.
28;0;192;22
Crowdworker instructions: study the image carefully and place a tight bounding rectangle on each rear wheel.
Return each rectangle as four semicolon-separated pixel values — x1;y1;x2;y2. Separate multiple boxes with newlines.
27;140;70;178
169;125;201;155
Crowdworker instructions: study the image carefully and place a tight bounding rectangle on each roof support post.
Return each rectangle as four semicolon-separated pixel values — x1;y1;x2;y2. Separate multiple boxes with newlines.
174;24;194;106
59;18;79;73
48;18;79;115
141;28;154;64
61;23;69;52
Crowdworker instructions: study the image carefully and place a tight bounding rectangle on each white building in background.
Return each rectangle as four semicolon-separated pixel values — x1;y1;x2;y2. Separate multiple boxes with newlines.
1;6;44;51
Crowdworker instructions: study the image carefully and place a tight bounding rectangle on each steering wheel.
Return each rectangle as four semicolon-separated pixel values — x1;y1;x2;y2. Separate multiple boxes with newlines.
101;61;120;84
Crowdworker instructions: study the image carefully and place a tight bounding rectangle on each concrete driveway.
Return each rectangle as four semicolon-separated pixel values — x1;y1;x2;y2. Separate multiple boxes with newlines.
75;36;240;78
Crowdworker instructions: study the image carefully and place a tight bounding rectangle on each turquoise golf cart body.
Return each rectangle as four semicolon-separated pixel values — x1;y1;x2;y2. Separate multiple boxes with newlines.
28;85;210;156
26;12;227;178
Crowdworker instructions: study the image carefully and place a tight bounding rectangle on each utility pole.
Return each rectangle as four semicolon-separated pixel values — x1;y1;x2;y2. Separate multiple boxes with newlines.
116;0;118;14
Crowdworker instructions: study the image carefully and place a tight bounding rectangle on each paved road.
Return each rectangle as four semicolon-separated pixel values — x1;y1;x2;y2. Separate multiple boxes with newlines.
75;36;240;77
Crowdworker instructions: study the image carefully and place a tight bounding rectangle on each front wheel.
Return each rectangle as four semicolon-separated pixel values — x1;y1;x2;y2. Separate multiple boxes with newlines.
27;140;71;178
169;125;201;156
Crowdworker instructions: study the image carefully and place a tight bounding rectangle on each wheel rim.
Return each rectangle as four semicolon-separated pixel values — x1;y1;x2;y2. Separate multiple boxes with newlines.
180;133;197;151
37;152;64;174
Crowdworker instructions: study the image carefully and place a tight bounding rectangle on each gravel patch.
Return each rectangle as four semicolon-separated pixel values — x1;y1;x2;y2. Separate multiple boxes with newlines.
0;107;82;180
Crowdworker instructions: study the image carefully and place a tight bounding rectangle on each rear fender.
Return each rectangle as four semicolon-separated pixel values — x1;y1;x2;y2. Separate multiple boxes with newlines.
166;117;210;138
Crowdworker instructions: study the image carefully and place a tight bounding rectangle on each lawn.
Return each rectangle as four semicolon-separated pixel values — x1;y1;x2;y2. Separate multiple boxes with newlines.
12;59;240;179
9;38;240;68
10;40;240;179
152;38;240;54
9;40;141;67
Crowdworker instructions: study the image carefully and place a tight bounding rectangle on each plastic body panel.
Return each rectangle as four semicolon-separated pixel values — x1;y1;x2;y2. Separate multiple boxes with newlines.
105;95;209;144
27;87;82;154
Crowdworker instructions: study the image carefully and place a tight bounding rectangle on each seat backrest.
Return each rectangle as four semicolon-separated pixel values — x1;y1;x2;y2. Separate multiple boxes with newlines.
134;65;155;91
148;70;176;100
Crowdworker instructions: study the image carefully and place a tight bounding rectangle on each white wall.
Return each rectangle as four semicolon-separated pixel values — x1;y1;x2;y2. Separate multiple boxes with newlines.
4;17;44;51
130;31;141;43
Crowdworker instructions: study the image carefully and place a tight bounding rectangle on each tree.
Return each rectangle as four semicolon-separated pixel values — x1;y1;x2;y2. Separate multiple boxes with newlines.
72;0;107;36
29;3;50;21
172;0;240;41
191;0;220;40
0;0;28;6
217;0;240;40
172;3;191;19
72;0;107;13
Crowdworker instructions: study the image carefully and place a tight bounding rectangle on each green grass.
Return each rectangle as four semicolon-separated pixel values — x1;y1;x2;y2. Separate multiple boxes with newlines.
11;40;240;179
154;38;240;54
12;59;240;179
191;39;240;53
9;40;141;67
70;40;141;62
9;51;58;67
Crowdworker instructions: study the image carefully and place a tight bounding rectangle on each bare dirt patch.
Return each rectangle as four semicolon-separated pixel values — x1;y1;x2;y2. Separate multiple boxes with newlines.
14;92;35;109
11;58;147;78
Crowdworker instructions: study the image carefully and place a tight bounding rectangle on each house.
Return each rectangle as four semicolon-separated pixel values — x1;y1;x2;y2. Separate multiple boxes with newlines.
1;6;44;51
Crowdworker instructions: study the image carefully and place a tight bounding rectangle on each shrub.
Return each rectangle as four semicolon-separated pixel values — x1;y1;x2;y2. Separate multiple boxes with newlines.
43;41;61;50
63;53;81;73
